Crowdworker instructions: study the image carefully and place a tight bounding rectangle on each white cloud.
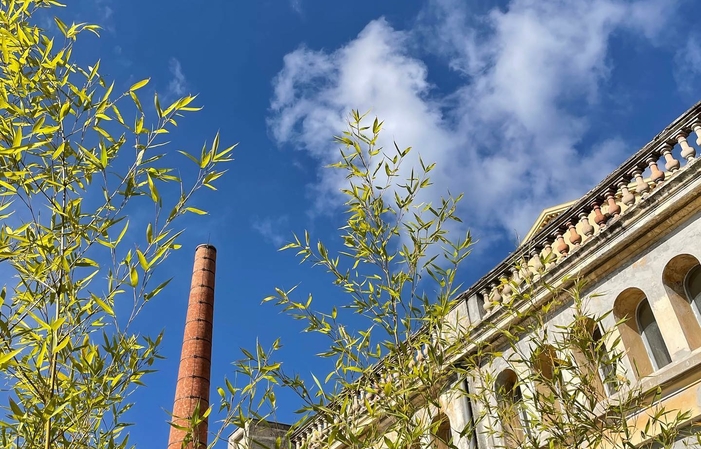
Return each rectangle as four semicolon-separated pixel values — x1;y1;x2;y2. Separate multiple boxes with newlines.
252;216;290;248
675;34;701;93
167;58;188;98
268;0;680;244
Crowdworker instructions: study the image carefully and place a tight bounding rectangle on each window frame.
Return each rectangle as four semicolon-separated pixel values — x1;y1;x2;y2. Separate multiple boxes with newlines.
684;265;701;321
635;298;672;370
495;369;527;448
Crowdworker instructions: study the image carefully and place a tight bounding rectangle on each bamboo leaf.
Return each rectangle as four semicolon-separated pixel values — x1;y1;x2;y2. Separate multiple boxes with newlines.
129;78;150;92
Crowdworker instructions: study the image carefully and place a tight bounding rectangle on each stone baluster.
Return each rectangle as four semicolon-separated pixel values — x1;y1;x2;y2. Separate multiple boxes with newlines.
516;256;529;282
592;201;607;230
578;211;594;240
619;181;635;206
365;386;373;402
677;131;697;162
509;269;521;299
500;276;512;301
606;188;622;217
567;220;582;247
555;230;569;257
660;142;680;173
489;282;502;309
632;168;650;198
511;268;522;289
543;241;556;268
415;346;423;363
693;122;701;148
647;154;665;186
529;247;544;276
408;351;416;368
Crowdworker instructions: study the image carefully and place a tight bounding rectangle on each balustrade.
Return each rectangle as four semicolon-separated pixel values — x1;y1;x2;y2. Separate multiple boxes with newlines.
456;106;701;321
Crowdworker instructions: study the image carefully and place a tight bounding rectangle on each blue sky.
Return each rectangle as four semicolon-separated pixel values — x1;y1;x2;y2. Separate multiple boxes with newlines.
43;0;701;446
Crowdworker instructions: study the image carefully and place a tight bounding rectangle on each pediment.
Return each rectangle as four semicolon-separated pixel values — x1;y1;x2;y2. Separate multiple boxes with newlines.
521;200;577;245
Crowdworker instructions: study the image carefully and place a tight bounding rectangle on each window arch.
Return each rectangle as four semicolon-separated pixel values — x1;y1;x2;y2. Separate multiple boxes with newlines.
571;318;617;400
662;254;701;350
613;288;671;378
532;345;561;424
590;324;618;395
495;369;526;448
430;413;452;449
460;380;479;449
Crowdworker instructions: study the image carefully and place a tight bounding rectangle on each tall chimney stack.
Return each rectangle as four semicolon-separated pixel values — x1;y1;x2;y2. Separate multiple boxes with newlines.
168;244;217;449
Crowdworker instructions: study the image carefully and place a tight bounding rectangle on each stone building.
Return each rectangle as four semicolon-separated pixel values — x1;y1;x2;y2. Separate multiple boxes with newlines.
171;102;701;449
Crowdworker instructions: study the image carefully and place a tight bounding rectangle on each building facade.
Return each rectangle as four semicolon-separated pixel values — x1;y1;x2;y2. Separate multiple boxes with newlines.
228;103;701;449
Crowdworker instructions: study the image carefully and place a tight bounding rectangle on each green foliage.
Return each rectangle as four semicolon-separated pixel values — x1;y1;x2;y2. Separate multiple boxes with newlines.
220;112;699;449
219;111;472;448
0;1;231;448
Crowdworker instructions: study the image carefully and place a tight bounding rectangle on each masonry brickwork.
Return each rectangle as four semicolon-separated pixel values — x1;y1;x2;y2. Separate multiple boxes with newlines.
168;244;217;449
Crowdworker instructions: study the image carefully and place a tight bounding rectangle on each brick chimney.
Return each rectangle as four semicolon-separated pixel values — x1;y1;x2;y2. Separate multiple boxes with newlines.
168;244;216;449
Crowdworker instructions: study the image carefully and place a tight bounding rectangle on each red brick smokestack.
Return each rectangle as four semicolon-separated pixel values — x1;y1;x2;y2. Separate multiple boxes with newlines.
168;244;216;449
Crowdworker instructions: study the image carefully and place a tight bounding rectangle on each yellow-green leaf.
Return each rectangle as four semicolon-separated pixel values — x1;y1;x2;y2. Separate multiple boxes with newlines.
0;348;23;367
130;266;138;287
136;249;148;270
12;127;22;148
185;207;207;215
129;78;150;92
94;296;114;317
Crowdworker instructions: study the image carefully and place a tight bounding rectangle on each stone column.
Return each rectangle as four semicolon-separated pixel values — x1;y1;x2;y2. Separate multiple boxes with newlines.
168;244;217;449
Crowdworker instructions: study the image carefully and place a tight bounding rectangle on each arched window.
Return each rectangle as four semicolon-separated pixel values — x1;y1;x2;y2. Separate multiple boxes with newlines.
590;325;618;395
613;288;672;378
430;413;452;449
662;254;701;350
571;318;618;400
495;369;526;448
636;299;671;370
685;265;701;317
460;380;479;449
532;345;561;424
